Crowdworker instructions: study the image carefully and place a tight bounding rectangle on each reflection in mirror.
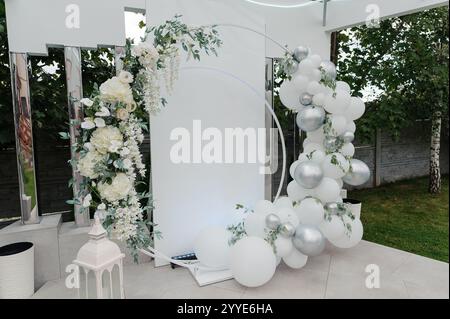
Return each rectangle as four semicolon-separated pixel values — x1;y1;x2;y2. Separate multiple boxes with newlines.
10;53;39;224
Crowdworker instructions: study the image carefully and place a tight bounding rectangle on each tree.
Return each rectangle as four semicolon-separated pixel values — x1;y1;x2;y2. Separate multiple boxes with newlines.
337;6;449;194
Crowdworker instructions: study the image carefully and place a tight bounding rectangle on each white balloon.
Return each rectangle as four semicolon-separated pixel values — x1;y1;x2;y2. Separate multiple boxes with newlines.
341;143;355;157
254;200;274;216
244;214;266;238
303;142;324;154
307;127;325;142
336;81;351;93
295;197;324;225
274;237;293;258
330;114;348;136
312;92;326;107
279;80;300;110
283;248;308;269
330;218;363;248
230;237;277;287
314;177;341;203
346;121;356;133
290;160;300;178
336;196;344;203
287;181;310;202
346;97;366;121
324;90;351;114
194;227;231;268
276;256;282;266
322;153;350;179
309;54;322;68
276;207;300;228
292;75;309;93
319;216;346;240
298;58;315;75
310;149;326;164
302;137;313;147
307;81;322;95
274;196;293;210
310;69;322;82
298;153;309;162
335;178;344;188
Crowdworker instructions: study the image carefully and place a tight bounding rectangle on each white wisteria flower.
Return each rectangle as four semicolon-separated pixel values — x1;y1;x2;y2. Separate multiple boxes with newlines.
97;173;132;203
81;117;95;130
80;98;94;107
77;150;103;179
99;76;134;106
90;126;123;154
118;70;134;84
95;106;111;117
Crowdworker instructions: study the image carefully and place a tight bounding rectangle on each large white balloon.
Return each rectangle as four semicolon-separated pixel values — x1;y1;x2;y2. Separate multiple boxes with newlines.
244;213;266;238
346;121;356;133
330;114;348;136
295;197;324;225
283;248;308;269
314;177;341;203
298;58;315;75
194;227;231;269
330;218;364;248
274;236;294;258
307;127;325;142
303;142;324;154
287;180;312;202
290;160;300;179
230;237;277;287
274;196;294;210
310;69;322;82
346;97;366;121
292;75;309;94
307;81;322;95
324;90;351;114
336;81;351;93
322;153;350;179
319;216;346;240
341;143;355;157
309;54;322;68
279;80;300;110
309;149;326;164
312;92;326;107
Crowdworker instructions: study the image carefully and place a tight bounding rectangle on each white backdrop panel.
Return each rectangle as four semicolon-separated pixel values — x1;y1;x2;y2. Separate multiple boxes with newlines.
147;0;266;266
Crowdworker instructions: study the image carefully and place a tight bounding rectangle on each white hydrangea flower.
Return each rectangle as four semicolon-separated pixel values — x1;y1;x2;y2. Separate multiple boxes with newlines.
77;150;103;179
90;126;123;154
99;76;134;106
97;173;132;203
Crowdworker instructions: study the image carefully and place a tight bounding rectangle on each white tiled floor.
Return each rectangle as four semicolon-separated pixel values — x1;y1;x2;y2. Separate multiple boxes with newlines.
32;240;449;299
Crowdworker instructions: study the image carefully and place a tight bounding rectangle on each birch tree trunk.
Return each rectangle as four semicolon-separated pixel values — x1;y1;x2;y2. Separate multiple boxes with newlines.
429;110;442;194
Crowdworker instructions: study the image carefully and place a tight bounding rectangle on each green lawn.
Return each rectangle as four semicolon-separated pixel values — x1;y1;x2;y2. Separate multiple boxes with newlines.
348;176;449;263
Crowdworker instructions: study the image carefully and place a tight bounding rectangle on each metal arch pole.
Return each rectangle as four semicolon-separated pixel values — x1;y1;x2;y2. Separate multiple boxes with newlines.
64;46;90;227
9;52;40;225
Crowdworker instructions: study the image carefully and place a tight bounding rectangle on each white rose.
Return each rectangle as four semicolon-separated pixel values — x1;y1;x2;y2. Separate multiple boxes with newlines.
99;76;134;105
97;173;132;202
78;150;103;179
90;126;123;154
118;70;134;84
116;108;130;121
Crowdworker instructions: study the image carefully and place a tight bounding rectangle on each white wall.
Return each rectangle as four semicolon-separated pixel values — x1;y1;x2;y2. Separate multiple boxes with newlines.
146;0;266;266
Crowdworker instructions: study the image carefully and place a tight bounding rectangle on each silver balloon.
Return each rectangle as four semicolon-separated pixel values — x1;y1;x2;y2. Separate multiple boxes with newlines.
300;93;313;106
296;106;325;132
343;159;371;186
265;213;281;230
294;161;324;189
324;202;339;215
341;131;355;143
320;60;337;81
293;46;309;62
279;222;296;238
292;225;326;257
323;136;338;152
284;60;299;76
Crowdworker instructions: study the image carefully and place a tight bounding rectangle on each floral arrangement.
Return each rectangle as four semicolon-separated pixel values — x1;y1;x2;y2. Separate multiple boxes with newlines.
65;16;222;260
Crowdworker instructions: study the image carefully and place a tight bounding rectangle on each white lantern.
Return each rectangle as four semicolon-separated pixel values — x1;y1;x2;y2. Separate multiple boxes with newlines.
73;216;125;299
